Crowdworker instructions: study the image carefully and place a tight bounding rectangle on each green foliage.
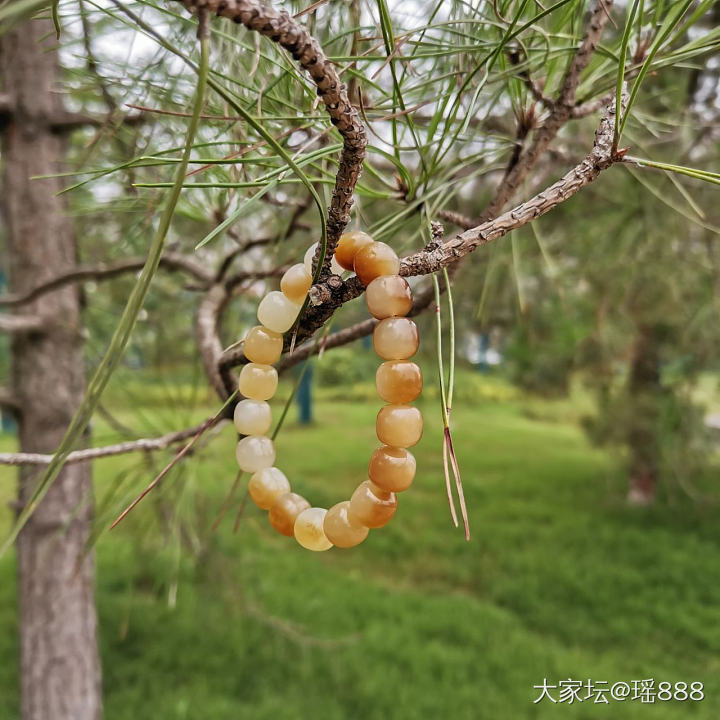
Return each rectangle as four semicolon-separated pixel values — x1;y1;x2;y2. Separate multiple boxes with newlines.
314;348;378;388
504;302;581;397
481;154;720;491
2;391;719;717
583;374;715;490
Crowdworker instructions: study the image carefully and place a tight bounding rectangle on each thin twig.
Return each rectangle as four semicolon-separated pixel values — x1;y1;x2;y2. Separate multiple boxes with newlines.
0;253;213;308
480;0;614;221
0;314;45;333
110;391;235;529
211;470;244;531
0;421;219;466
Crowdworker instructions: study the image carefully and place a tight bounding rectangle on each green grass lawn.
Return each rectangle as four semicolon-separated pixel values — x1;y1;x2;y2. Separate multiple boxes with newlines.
0;373;719;719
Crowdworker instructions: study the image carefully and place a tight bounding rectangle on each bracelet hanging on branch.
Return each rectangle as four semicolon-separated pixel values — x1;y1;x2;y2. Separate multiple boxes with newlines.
0;0;633;554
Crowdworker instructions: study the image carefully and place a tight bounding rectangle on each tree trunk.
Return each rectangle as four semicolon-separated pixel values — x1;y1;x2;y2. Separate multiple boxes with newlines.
0;19;102;720
626;324;662;505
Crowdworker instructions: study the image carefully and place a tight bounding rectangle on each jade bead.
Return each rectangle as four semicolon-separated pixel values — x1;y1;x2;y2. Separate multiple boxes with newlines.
257;291;301;334
238;363;278;401
348;480;397;529
303;242;343;277
353;242;400;286
376;361;422;404
244;325;283;365
368;446;416;492
280;263;313;304
233;399;272;436
248;467;290;510
335;230;374;271
376;404;423;448
365;275;413;319
373;317;419;360
235;435;276;473
294;507;333;551
269;492;311;537
323;501;369;548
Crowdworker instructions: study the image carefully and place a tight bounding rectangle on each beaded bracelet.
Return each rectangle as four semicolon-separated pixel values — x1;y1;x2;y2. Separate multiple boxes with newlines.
233;232;422;551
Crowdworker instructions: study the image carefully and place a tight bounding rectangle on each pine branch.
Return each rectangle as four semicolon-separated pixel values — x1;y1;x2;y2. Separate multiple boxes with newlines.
0;253;215;309
283;95;625;355
0;421;221;466
175;0;367;279
481;0;614;221
401;95;624;276
0;314;45;333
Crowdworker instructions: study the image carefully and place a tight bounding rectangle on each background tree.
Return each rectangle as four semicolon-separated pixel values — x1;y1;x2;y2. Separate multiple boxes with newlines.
0;16;101;720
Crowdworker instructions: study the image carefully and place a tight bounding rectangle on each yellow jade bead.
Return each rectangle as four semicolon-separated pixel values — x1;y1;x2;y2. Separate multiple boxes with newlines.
304;242;343;277
248;467;291;510
335;230;374;271
233;399;272;436
376;361;423;404
353;241;400;286
269;492;311;537
257;291;301;334
376;404;423;448
235;435;276;473
373;317;419;360
323;501;369;548
294;507;333;551
244;325;283;365
238;363;278;401
368;446;416;492
280;263;313;304
348;480;397;529
365;275;413;319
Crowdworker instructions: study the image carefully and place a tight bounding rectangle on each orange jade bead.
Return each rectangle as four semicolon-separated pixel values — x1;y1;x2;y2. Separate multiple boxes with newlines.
335;230;374;271
323;501;369;548
348;480;397;528
244;325;283;365
248;467;291;510
376;404;423;448
353;241;400;286
365;275;413;319
376;361;422;404
269;492;311;537
373;317;419;360
280;263;313;304
368;446;416;492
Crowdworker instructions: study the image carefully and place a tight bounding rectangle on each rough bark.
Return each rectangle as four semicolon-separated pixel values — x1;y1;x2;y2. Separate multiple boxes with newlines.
174;0;367;279
480;0;614;221
626;325;662;505
214;95;623;392
0;19;102;720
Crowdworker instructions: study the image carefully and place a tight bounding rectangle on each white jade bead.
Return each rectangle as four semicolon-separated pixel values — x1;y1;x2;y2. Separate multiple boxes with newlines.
238;363;278;401
304;242;343;277
257;291;301;334
235;435;276;473
233;399;272;436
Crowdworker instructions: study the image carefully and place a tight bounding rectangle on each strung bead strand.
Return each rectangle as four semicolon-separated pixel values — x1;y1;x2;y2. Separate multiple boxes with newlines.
234;231;422;551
